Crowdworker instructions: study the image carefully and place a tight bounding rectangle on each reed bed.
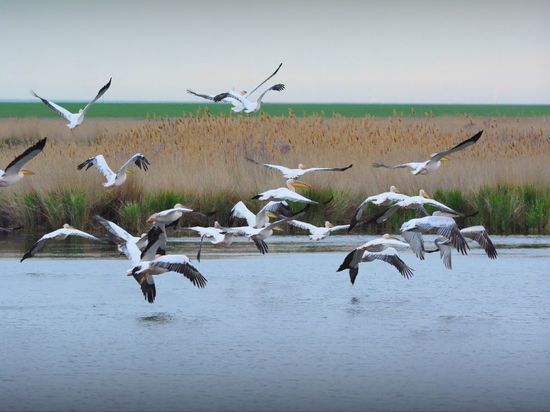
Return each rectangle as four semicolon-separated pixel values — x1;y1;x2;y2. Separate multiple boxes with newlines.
0;114;549;234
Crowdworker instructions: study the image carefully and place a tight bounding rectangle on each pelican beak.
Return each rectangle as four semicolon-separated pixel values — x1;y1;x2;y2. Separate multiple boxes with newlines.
273;227;284;232
423;192;432;199
441;157;450;162
266;212;279;219
21;170;35;176
146;216;155;224
292;181;310;189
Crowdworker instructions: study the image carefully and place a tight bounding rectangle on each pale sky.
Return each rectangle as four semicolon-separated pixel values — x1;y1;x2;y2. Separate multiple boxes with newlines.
1;0;549;103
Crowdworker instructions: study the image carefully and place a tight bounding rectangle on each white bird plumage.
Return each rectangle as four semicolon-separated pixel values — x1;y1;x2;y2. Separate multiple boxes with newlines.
0;138;47;187
77;153;150;187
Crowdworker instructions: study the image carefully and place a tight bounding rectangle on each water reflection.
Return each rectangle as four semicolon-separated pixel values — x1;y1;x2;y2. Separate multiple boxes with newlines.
137;312;174;325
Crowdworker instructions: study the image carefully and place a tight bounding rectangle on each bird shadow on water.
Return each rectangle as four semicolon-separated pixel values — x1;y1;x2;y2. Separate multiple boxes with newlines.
137;312;175;326
346;296;366;316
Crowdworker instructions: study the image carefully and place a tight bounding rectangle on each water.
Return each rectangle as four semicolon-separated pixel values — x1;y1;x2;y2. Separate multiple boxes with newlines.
1;234;549;411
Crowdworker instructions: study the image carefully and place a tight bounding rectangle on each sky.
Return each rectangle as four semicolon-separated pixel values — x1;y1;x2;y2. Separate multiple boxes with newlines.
1;0;549;104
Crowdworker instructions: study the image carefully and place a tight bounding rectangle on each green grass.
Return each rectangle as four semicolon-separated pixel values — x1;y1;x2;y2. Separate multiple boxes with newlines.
1;185;548;235
1;102;550;118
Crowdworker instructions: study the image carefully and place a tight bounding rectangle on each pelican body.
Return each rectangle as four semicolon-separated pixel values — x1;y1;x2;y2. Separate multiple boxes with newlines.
77;153;150;187
0;138;47;187
252;179;318;204
288;220;349;241
147;203;195;225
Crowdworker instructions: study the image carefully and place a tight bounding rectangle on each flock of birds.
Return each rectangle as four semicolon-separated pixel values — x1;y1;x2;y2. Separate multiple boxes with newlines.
1;64;497;303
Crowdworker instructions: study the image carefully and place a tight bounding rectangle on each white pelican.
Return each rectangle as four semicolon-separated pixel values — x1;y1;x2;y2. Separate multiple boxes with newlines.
0;137;47;187
247;158;353;179
187;89;245;112
349;186;409;229
426;226;497;269
184;222;234;262
32;78;112;129
400;214;470;260
337;246;414;285
77;153;150;187
229;200;292;228
252;179;318;204
20;224;100;261
127;226;207;303
213;84;285;113
94;215;147;257
373;130;483;175
222;218;291;254
146;203;211;227
288;220;349;241
374;190;461;223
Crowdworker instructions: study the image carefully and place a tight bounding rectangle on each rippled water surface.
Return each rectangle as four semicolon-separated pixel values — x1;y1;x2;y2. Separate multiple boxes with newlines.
1;234;549;411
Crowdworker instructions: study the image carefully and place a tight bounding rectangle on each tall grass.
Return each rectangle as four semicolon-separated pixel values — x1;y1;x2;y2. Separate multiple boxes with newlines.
0;115;548;234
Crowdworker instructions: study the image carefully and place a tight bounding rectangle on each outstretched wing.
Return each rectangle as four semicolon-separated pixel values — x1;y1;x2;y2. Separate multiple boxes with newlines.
430;130;483;161
151;255;208;288
246;158;294;177
287;219;317;233
186;89;214;101
372;162;422;170
300;164;353;176
364;248;414;279
82;78;112;114
4;137;47;176
229;201;256;227
77;155;116;182
329;224;350;233
436;221;469;255
117;153;150;175
401;231;425;260
31;91;73;120
20;227;99;262
245;63;283;98
460;226;497;259
132;270;156;303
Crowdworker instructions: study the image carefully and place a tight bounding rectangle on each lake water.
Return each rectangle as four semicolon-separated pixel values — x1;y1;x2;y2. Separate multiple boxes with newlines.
1;234;549;411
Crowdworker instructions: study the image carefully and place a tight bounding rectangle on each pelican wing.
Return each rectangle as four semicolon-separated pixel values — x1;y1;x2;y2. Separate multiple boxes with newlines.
82;78;112;114
251;236;269;254
151;255;207;288
213;90;246;104
287;219;317;233
460;226;497;259
424;199;460;215
32;91;73;120
21;227;99;262
401;231;425;260
186;89;214;101
132;270;156;303
372;162;423;170
140;225;166;261
230;201;256;227
246;158;294;177
300;164;353;176
256;201;292;226
93;215;133;243
117;153;150;175
77;155;116;182
3;138;47;176
363;248;414;279
434;237;453;269
245;63;283;98
436;222;469;255
329;224;350;233
430;130;483;161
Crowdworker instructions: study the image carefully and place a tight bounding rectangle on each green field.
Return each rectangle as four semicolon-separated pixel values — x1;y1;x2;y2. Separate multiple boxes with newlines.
1;102;550;118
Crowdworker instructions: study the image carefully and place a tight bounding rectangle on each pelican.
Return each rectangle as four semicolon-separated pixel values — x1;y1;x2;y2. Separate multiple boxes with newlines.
146;203;212;227
32;78;112;129
247;158;353;179
93;215;147;257
128;226;207;303
77;153;150;187
0;137;47;187
213;84;285;113
426;226;497;269
252;179;318;204
187;89;245;112
288;220;349;241
337;246;414;285
373;130;483;175
229;200;292;228
349;186;409;230
20;224;100;261
400;214;470;260
189;63;282;113
184;222;234;262
374;190;461;223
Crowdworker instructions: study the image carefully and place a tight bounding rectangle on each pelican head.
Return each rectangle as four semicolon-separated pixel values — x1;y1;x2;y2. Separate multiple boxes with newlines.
419;189;431;199
174;203;184;208
62;223;74;230
20;169;35;176
382;233;401;241
146;214;157;224
214;221;221;228
287;179;310;190
78;109;84;114
441;156;450;162
389;185;400;193
298;163;305;169
324;221;334;228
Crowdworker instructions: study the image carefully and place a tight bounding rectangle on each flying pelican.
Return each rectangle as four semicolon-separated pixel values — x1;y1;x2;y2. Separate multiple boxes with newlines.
187;89;245;112
146;203;212;228
0;137;47;187
373;130;483;175
21;224;100;261
288;220;350;241
374;190;461;223
349;186;409;230
77;153;150;187
400;214;470;260
426;226;497;269
93;215;147;257
128;226;207;303
213;84;285;113
337;246;414;285
184;222;234;262
252;179;318;204
229;200;292;228
32;78;112;129
189;63;282;113
247;158;353;179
